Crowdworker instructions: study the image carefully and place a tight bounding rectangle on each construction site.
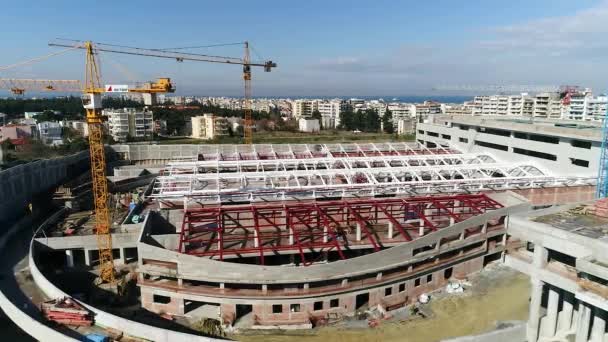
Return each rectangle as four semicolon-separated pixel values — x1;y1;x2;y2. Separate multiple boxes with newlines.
1;39;608;342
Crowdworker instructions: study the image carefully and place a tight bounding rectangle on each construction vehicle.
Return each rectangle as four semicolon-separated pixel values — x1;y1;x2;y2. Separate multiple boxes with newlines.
49;39;277;144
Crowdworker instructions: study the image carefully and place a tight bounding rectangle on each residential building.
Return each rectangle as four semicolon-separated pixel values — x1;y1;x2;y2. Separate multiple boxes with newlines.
317;99;346;129
533;93;561;119
191;114;229;140
103;108;154;142
397;119;415;135
67;121;88;137
292;99;317;119
37;121;63;145
441;104;472;116
411;101;441;118
0;124;34;142
563;90;607;121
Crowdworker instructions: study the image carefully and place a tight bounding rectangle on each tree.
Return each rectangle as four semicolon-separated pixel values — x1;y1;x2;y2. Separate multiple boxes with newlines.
311;110;323;129
383;109;394;134
363;109;381;132
339;108;356;131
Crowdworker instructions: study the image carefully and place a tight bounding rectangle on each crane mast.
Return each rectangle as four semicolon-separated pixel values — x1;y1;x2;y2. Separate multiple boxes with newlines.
83;41;115;284
243;42;253;145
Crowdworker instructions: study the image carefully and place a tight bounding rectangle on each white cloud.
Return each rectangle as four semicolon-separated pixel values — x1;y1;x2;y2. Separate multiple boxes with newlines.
301;1;608;95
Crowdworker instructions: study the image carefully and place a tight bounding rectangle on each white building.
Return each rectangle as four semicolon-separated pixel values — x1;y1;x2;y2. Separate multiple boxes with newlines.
37;121;63;145
103;108;154;142
564;90;607;121
191;114;229;140
24;111;43;120
317;99;346;129
298;118;320;133
292;99;317;119
416;115;600;177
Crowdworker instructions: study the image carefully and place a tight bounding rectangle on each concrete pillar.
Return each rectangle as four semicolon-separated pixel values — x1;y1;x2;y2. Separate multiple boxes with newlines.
558;292;574;333
289;227;294;245
356;223;361;241
177;278;183;287
590;309;606;342
119;248;127;264
532;245;548;268
527;278;544;342
542;287;559;338
419;219;425;236
84;249;91;266
65;250;74;268
575;304;591;342
254;229;259;248
323;226;328;243
387;222;394;239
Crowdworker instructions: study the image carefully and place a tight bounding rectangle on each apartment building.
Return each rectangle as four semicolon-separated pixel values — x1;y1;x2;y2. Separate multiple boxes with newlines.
317;99;346;129
533;93;562;119
37;121;63;145
191;114;229;140
441;104;472;116
564;91;608;121
416;115;601;177
292;99;317;119
388;103;412;129
0;124;35;142
103;108;154;142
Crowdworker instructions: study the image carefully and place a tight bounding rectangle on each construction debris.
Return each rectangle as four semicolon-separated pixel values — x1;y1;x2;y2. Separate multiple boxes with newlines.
41;297;93;326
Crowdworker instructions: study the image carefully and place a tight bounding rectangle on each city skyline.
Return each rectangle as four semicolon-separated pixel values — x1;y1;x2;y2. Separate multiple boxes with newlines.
1;0;607;96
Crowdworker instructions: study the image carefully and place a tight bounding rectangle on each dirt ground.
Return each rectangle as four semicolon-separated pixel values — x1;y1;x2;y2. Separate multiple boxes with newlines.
235;264;530;342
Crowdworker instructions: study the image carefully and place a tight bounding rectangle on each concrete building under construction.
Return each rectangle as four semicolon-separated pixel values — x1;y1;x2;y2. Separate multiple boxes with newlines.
14;132;608;342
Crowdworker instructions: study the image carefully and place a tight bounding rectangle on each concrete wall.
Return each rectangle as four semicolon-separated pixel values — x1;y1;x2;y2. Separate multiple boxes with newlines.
28;210;220;342
0;214;79;342
138;193;530;285
0;151;89;225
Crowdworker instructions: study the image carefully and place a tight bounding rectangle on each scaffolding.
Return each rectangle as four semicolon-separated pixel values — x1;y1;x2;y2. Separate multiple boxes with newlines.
179;193;504;265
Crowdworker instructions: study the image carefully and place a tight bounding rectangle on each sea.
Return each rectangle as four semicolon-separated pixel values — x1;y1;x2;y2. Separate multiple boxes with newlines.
254;95;474;104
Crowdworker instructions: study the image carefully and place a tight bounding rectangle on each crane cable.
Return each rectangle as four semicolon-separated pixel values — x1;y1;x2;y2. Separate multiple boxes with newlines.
0;45;81;71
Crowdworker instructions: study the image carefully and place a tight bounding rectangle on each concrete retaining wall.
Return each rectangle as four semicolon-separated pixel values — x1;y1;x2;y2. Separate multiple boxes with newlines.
29;210;220;342
0;214;79;342
0;151;89;225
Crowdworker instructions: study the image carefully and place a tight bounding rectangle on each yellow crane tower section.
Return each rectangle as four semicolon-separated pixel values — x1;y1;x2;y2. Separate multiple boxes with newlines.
82;41;115;283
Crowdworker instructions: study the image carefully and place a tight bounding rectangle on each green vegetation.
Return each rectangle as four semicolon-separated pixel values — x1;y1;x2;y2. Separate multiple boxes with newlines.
338;108;381;132
1;137;88;165
0;96;142;120
152;103;278;135
157;130;415;145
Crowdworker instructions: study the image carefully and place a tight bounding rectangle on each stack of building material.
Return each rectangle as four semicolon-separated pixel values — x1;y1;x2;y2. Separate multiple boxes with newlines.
41;297;93;326
593;198;608;218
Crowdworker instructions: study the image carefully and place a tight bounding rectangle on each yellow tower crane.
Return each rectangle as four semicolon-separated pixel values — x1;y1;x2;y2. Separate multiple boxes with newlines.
0;43;175;285
49;40;276;144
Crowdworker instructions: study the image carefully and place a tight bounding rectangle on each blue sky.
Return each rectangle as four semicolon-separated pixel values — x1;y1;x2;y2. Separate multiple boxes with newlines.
1;0;607;96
